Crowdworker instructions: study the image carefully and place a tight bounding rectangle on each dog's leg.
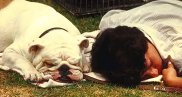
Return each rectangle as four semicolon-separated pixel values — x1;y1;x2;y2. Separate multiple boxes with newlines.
2;45;43;81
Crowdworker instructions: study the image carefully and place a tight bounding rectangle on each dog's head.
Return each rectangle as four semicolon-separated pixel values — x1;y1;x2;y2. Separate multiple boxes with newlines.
28;33;89;82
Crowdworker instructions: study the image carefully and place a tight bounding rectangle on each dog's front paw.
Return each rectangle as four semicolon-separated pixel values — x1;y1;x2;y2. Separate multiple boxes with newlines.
23;69;43;82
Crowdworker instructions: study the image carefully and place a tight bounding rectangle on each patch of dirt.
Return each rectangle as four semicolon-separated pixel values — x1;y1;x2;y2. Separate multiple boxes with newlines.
0;86;34;97
0;70;8;83
0;70;35;97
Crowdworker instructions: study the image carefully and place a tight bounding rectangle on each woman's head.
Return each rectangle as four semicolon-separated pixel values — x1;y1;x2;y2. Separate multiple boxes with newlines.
91;26;148;87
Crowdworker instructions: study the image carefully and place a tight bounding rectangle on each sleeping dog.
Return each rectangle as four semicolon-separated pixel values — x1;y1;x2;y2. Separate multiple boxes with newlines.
0;0;90;82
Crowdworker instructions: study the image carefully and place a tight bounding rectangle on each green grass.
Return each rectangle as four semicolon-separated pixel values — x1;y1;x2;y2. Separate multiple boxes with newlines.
1;0;182;97
1;70;182;97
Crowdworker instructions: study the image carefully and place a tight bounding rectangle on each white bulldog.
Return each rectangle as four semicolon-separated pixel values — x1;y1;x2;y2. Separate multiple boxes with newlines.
0;0;90;82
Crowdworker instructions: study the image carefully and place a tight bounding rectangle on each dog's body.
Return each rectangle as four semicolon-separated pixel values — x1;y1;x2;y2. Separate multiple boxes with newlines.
0;0;89;82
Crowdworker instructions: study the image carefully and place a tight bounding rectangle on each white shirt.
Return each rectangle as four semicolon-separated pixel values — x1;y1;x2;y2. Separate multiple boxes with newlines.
99;0;182;75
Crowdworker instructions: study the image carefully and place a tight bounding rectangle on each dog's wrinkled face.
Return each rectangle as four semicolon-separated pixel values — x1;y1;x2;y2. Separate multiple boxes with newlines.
28;34;89;82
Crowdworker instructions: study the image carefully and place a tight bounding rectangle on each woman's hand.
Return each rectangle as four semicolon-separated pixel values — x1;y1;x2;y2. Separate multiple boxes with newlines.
162;61;178;86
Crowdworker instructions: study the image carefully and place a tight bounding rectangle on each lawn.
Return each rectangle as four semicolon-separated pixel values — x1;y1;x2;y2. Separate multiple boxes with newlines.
0;0;182;97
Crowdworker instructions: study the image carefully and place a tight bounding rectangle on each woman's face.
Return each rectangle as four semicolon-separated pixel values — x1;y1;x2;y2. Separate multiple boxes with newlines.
141;42;163;80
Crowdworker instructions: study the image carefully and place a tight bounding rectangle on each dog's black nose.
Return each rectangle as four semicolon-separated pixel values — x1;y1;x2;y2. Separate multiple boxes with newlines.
58;64;71;76
58;64;74;82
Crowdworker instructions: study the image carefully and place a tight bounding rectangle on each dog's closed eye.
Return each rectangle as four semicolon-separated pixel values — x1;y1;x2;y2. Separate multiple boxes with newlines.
43;61;54;68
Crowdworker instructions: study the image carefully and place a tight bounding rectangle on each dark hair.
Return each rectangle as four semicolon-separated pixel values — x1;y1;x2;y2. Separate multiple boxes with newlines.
91;26;148;87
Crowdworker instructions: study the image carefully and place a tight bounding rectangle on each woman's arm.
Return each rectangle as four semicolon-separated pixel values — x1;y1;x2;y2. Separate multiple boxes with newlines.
162;62;182;88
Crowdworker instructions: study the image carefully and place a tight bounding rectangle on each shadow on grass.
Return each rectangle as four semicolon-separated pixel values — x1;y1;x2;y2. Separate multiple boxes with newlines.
0;70;33;87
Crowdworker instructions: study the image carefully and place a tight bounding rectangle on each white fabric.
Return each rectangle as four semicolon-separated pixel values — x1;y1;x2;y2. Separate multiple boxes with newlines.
99;0;182;76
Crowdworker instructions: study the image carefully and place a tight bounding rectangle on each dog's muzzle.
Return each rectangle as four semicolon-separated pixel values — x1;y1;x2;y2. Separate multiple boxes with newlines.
49;64;83;83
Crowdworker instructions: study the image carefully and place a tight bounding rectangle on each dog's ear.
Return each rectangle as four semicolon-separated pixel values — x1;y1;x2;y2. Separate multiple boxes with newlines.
28;39;44;56
76;35;89;50
29;44;44;55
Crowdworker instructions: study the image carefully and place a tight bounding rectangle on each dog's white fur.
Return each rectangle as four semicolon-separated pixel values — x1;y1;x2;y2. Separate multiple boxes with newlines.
0;0;89;81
